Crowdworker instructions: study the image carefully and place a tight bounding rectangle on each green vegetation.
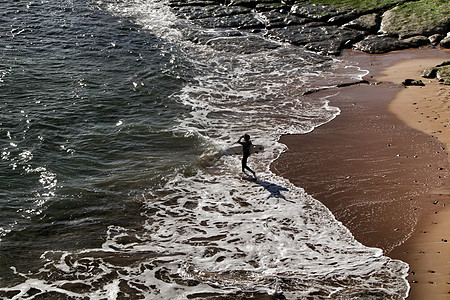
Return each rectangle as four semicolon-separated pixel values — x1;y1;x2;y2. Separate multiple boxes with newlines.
381;0;450;37
306;0;402;11
437;66;450;85
392;0;450;25
422;64;450;85
306;0;450;17
305;0;449;38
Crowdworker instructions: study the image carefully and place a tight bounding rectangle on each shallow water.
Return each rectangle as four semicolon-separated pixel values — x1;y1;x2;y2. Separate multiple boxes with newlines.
0;0;409;298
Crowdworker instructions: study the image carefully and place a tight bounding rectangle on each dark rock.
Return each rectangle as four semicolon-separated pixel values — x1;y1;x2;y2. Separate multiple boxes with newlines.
116;235;142;245
255;2;289;12
436;61;450;67
253;10;308;28
422;67;439;78
328;11;363;26
168;0;219;7
0;291;20;299
185;28;243;44
173;5;213;19
342;13;380;33
191;13;264;29
252;10;288;28
290;3;347;21
60;282;92;293
305;27;365;55
440;36;450;48
169;0;450;55
402;79;425;86
283;15;314;26
402;35;430;47
353;35;410;54
228;0;276;9
429;33;444;45
267;25;323;46
205;35;281;53
172;5;252;20
268;25;364;55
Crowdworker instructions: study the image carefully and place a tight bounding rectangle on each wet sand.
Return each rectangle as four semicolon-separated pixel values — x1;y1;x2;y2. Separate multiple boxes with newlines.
271;48;450;299
379;53;450;300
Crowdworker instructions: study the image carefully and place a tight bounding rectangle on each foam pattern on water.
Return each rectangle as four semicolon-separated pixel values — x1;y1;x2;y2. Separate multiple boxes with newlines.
2;169;409;299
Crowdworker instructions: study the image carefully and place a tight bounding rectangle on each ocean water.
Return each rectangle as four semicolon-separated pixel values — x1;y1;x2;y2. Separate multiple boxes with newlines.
0;0;409;299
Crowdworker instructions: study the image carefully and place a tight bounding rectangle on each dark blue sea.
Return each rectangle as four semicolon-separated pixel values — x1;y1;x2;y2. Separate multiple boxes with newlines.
0;1;409;298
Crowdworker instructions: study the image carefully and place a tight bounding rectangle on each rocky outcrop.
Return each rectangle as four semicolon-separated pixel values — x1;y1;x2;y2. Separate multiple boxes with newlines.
441;35;450;48
422;61;450;85
402;79;425;86
353;35;430;54
342;13;380;33
436;67;450;85
168;0;450;55
267;25;365;55
379;0;450;39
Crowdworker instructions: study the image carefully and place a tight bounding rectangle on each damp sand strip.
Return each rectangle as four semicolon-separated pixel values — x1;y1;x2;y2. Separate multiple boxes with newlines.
271;48;450;300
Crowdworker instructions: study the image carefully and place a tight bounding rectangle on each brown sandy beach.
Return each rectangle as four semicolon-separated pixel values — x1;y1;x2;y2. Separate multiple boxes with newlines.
271;48;450;299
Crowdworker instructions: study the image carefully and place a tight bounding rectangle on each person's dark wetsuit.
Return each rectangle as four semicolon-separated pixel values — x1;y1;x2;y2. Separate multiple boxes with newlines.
238;134;256;177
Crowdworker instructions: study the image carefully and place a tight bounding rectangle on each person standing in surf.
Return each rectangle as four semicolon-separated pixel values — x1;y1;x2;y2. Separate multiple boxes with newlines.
238;134;256;178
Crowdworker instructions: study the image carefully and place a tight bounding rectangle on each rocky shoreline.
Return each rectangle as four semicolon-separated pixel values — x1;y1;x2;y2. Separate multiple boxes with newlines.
168;0;450;56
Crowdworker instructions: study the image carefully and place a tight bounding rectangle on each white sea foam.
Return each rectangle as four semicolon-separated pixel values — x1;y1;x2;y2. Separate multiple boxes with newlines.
94;0;182;42
1;166;409;298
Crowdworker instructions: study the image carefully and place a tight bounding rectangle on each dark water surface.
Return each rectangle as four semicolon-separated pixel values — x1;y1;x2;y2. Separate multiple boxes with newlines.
1;0;200;281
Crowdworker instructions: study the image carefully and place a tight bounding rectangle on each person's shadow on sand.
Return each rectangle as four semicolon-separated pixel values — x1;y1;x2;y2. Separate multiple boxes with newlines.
243;177;289;199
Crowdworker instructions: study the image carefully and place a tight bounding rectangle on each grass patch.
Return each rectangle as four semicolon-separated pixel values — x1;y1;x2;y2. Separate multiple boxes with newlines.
306;0;403;11
437;65;450;84
393;0;450;24
381;0;450;37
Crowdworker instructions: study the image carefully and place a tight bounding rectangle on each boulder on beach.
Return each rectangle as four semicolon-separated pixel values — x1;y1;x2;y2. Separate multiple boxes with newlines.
440;35;450;48
402;79;425;86
436;66;450;85
422;67;439;78
421;62;450;85
169;0;450;55
353;35;410;54
380;0;450;39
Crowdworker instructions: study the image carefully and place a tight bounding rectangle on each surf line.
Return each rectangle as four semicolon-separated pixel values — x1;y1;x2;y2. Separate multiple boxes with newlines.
302;79;370;96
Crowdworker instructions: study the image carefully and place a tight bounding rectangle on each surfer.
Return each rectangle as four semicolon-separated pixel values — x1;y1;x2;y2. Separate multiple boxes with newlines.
238;134;256;178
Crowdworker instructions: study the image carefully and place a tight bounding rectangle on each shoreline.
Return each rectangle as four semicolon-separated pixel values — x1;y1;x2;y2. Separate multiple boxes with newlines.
376;52;450;299
271;47;449;299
